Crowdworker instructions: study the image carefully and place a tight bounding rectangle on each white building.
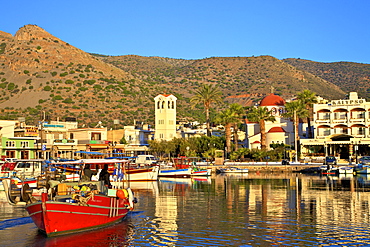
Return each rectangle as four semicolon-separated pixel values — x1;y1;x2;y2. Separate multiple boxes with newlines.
154;94;177;141
246;93;294;150
301;92;370;161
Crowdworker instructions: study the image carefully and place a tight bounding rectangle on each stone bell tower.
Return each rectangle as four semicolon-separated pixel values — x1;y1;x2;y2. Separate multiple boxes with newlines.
154;94;177;141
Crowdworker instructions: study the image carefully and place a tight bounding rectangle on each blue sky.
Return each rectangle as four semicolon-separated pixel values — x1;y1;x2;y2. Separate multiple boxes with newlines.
2;0;369;63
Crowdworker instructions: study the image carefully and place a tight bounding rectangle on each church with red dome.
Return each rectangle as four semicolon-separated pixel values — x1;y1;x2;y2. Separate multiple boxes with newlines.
246;93;296;150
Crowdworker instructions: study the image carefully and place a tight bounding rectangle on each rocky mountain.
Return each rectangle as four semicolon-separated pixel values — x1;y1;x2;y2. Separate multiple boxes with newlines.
0;24;360;128
283;58;370;98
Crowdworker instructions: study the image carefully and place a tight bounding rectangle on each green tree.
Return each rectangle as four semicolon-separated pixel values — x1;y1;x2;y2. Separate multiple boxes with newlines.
247;107;276;149
190;84;223;137
215;108;240;153
297;90;317;138
283;101;308;158
229;103;245;152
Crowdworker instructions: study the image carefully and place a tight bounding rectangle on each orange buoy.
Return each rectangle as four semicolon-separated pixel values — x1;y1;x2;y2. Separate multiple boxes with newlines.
116;189;126;199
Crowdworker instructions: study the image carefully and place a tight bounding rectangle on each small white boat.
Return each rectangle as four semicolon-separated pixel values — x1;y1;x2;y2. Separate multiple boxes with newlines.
354;165;370;174
159;168;192;178
217;167;248;173
338;166;354;174
191;168;212;176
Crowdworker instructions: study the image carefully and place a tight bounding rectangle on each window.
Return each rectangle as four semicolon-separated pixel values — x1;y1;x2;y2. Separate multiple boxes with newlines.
6;151;15;158
6;141;15;147
158;120;164;124
169;120;174;125
91;132;101;140
20;141;29;147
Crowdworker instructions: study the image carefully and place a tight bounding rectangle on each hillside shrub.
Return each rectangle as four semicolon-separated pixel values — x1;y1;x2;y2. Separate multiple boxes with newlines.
43;86;52;91
0;43;6;54
84;80;96;85
0;82;8;89
60;72;68;77
62;98;74;103
65;80;74;84
24;70;30;74
53;95;63;100
7;83;15;90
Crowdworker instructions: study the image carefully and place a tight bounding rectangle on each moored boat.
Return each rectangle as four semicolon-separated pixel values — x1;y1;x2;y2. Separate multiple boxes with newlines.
158;168;192;178
25;185;135;237
217;167;249;173
338;166;354;174
191;168;212;176
354;165;370;174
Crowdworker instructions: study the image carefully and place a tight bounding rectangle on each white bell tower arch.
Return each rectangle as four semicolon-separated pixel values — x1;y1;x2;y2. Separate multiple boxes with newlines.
154;94;177;141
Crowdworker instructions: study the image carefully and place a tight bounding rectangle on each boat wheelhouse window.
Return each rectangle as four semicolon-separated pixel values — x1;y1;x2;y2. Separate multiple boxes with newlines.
17;163;31;168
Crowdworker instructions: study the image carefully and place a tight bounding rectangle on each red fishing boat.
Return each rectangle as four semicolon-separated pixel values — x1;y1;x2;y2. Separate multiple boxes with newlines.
25;186;135;237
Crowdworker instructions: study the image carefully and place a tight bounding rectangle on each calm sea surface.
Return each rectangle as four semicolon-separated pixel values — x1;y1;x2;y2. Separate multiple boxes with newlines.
1;173;370;246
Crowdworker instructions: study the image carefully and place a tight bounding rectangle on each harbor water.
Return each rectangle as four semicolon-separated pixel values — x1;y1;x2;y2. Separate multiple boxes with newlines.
1;173;370;246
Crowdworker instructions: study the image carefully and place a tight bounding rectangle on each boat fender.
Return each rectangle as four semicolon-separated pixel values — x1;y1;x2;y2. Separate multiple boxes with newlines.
127;188;134;208
123;189;129;198
116;189;127;199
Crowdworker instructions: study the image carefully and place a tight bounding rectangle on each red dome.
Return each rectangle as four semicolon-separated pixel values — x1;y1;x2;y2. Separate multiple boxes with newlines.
268;127;286;133
260;93;285;106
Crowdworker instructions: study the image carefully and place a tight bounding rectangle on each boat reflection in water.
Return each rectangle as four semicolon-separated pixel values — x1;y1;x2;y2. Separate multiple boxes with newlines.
5;173;370;245
31;217;134;247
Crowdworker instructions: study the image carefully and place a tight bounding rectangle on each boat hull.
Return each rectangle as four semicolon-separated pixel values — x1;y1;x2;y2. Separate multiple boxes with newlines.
159;168;192;178
191;168;212;176
218;167;249;173
338;167;354;174
26;194;131;237
355;167;370;174
123;166;159;181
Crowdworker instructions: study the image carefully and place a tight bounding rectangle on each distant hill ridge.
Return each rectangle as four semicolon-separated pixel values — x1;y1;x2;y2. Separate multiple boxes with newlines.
0;24;367;128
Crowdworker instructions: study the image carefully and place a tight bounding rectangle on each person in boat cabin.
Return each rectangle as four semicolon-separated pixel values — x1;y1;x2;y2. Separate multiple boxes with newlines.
81;164;97;181
99;164;112;188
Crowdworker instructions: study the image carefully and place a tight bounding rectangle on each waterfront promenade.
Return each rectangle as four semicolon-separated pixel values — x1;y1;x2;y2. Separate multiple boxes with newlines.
210;160;351;172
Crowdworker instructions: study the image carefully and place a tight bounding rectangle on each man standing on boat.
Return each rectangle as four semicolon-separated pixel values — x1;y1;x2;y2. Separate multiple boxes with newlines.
99;164;112;188
81;164;97;182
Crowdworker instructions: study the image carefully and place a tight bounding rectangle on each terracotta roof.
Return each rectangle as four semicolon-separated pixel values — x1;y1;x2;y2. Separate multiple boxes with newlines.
160;94;172;97
268;127;286;133
260;93;285;106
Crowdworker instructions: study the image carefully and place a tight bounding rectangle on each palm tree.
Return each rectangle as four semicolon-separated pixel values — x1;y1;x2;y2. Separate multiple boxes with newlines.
214;107;240;155
247;107;276;149
297;90;317;138
229;103;245;152
190;84;223;137
283;101;308;161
